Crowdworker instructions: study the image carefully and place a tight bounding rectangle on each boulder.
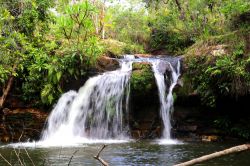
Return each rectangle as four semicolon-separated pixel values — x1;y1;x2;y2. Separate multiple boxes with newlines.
96;56;120;71
202;135;219;142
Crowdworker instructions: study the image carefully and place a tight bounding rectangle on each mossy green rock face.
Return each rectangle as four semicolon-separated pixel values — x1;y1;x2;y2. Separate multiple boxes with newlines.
130;62;160;139
131;62;155;93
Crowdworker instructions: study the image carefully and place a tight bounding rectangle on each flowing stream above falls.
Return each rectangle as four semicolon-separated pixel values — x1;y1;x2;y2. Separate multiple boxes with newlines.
40;55;181;146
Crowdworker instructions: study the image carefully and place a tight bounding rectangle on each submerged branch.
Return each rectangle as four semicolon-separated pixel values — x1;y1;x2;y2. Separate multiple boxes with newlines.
68;150;79;166
0;153;12;166
93;145;109;166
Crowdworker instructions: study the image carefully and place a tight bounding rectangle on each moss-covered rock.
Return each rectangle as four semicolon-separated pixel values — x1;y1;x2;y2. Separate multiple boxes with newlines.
131;62;155;93
129;62;161;139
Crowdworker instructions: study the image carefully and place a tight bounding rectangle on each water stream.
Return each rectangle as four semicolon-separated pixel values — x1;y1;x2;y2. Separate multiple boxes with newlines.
1;141;249;166
152;59;181;143
38;55;181;146
41;59;133;146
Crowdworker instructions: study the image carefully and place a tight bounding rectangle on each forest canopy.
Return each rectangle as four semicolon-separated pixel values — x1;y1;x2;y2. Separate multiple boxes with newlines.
0;0;250;108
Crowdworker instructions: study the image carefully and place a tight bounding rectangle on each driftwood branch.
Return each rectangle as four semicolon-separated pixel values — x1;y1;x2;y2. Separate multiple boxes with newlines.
93;145;109;166
68;150;79;166
174;144;250;166
24;148;35;166
13;148;24;166
0;153;12;166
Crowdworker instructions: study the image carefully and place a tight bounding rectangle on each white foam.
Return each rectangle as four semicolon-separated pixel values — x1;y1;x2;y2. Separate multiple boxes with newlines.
156;139;183;145
3;138;132;148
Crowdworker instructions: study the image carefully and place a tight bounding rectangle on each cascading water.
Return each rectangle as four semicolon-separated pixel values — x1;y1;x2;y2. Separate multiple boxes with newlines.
152;59;181;141
38;55;181;146
41;59;133;145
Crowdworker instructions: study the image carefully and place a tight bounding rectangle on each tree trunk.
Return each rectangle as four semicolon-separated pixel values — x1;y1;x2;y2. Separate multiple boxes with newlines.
174;0;185;20
174;144;250;166
0;64;17;111
100;3;106;39
174;0;182;12
91;0;99;35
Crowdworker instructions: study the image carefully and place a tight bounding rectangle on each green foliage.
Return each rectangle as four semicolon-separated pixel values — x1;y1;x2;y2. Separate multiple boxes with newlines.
185;23;250;105
106;4;150;53
53;1;103;67
0;0;104;106
221;0;250;18
144;0;250;53
186;30;250;107
131;63;155;92
101;39;126;57
0;0;250;110
214;117;250;140
188;55;250;107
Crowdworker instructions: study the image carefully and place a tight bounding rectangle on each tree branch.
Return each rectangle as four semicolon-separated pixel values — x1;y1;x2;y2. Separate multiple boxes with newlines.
93;145;109;166
68;150;79;166
174;0;182;11
174;144;250;166
0;153;12;166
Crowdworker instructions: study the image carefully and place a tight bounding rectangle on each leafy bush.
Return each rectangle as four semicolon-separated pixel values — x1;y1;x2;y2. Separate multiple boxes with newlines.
186;30;250;107
101;39;126;57
106;4;150;53
0;0;104;106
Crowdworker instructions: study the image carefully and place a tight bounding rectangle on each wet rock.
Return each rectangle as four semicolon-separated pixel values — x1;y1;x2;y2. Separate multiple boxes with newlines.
177;125;198;132
134;54;152;58
157;61;172;74
0;108;48;143
96;56;120;71
201;135;219;142
5;97;26;108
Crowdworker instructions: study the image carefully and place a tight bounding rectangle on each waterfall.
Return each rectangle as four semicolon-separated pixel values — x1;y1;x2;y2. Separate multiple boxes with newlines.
40;55;181;145
152;59;181;140
41;59;133;144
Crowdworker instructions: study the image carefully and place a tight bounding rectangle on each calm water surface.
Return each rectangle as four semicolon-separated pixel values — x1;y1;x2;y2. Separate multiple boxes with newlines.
0;141;250;166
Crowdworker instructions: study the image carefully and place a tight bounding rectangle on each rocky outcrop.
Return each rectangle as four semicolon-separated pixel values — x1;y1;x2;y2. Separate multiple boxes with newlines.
129;62;161;139
0;108;48;143
96;56;120;71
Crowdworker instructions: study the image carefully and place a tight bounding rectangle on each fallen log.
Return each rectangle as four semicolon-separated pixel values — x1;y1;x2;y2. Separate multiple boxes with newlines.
174;144;250;166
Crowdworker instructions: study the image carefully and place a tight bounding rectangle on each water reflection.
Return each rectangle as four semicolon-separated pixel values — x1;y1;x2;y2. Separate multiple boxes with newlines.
1;141;250;166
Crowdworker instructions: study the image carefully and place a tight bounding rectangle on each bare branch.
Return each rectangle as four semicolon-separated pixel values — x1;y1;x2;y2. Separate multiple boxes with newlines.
13;148;24;166
93;145;109;166
18;122;25;142
24;148;35;166
0;153;12;166
174;0;182;11
68;150;79;166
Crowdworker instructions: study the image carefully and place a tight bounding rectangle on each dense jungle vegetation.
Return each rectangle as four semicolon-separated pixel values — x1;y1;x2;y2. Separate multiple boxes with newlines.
0;0;250;138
